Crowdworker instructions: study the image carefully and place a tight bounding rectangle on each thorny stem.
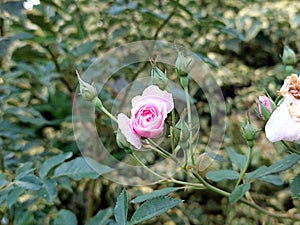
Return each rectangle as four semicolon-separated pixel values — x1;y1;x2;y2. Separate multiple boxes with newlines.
235;146;253;186
192;169;300;221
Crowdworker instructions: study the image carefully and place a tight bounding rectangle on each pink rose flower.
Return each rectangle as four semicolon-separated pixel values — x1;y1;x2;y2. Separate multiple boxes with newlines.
117;85;174;149
265;74;300;142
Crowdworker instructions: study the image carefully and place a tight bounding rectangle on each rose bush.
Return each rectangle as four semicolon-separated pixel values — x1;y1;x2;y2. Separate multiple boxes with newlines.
265;74;300;142
117;85;174;149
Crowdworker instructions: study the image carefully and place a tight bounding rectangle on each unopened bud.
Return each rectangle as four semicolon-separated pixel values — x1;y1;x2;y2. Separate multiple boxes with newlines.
174;118;189;143
151;65;168;90
241;118;256;147
256;96;276;120
282;45;296;66
76;71;98;102
175;51;193;77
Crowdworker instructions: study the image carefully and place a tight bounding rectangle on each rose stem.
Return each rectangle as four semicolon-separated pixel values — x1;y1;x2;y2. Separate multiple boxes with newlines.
183;79;195;165
130;152;166;180
235;146;253;187
170;109;176;154
281;141;300;155
95;97;118;123
191;169;300;221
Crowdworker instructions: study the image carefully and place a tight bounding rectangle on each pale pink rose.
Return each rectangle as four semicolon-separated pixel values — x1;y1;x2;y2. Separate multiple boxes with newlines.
265;102;300;142
265;74;300;142
117;85;174;149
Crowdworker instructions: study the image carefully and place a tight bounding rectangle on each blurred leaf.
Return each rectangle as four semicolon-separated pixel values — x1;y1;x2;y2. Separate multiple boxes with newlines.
71;41;96;57
131;187;182;204
218;25;245;41
7;187;24;208
54;157;112;181
55;209;78;225
0;174;9;187
86;208;113;225
229;183;250;203
108;5;125;15
0;38;12;59
245;18;262;41
207;152;225;162
27;14;54;33
226;148;247;170
14;210;33;225
258;175;283;186
114;189;128;225
39;179;57;203
291;173;300;198
206;170;240;182
0;1;25;20
15;175;43;190
39;152;73;178
130;196;182;225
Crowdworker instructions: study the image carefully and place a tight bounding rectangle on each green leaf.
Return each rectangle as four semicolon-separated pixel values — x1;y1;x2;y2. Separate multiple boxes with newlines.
71;41;96;57
7;187;24;208
246;154;300;182
14;210;33;225
0;1;25;20
264;153;300;174
229;183;251;203
131;187;182;204
226;148;247;170
130;197;182;225
206;170;240;182
39;152;73;178
258;175;283;186
86;208;113;225
54;157;112;181
15;175;43;190
55;209;78;225
291;173;300;198
245;19;262;41
114;189;128;225
40;179;57;203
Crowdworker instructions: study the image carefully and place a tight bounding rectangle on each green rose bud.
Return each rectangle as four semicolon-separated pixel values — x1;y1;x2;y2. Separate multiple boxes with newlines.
174;118;189;143
175;51;193;77
151;65;168;90
76;70;98;103
241;118;256;148
282;45;296;66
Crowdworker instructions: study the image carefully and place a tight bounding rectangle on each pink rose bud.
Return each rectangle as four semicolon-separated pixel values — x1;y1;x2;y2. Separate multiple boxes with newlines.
257;96;275;120
117;85;174;149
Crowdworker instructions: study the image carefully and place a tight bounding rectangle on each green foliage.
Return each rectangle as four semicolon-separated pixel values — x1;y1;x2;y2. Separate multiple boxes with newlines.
229;183;251;203
291;173;300;198
1;0;300;224
206;170;240;182
55;209;78;225
114;189;128;225
129;196;182;225
54;157;112;180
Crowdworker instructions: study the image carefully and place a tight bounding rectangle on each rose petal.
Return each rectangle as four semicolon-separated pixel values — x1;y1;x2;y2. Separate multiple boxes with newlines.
265;102;300;142
131;85;174;113
117;113;142;149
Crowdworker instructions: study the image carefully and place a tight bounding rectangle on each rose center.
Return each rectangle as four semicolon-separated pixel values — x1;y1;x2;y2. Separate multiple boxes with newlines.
289;83;300;99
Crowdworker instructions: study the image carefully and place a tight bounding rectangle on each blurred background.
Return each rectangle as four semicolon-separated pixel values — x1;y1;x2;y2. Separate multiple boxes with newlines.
1;0;300;224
